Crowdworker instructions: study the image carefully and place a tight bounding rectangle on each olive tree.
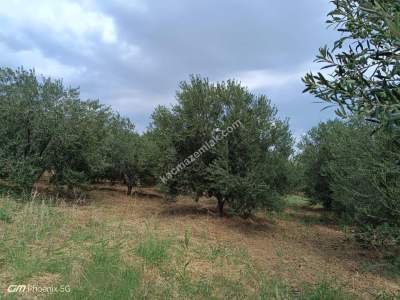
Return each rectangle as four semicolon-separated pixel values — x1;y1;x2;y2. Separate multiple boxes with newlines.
297;120;345;209
298;119;400;247
150;76;293;217
101;115;142;195
0;67;111;194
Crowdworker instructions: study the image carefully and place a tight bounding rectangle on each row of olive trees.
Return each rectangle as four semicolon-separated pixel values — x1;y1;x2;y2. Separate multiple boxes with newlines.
297;119;400;247
0;67;145;196
0;68;294;216
300;0;400;247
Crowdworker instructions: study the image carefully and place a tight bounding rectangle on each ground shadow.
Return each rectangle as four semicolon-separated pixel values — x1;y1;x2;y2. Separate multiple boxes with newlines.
159;204;216;217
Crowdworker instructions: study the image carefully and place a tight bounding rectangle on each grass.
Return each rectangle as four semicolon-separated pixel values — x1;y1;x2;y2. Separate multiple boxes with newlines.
135;234;170;265
360;256;400;280
278;195;338;227
53;240;142;300
301;281;355;300
0;207;12;223
285;194;310;206
0;193;390;299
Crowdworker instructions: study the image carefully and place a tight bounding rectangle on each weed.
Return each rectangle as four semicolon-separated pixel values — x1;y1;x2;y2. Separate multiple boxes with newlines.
135;235;170;265
300;281;355;300
208;245;223;262
52;240;141;300
184;227;190;249
276;248;284;258
258;278;291;299
0;207;12;223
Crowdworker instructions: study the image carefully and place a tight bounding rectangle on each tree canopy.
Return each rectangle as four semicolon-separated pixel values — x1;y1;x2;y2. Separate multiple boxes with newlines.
0;67;144;196
149;76;293;217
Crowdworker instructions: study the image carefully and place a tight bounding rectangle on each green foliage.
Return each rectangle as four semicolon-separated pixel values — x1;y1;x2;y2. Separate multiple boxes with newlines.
0;200;72;283
297;120;343;209
326;124;400;247
303;0;400;129
0;67;112;193
99;114;143;194
301;0;400;249
361;254;400;279
135;235;170;265
298;119;400;247
0;67;153;195
150;76;293;217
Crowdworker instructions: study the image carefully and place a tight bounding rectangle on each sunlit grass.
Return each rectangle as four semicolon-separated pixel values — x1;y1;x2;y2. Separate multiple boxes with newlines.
285;194;310;206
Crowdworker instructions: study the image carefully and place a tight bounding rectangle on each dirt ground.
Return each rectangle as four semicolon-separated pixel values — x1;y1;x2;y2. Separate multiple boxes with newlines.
59;185;399;299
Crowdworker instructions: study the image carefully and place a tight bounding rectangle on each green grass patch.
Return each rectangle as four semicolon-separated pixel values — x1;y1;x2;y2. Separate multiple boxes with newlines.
0;207;12;223
285;195;310;206
135;234;170;265
301;281;354;300
258;278;292;299
51;240;141;300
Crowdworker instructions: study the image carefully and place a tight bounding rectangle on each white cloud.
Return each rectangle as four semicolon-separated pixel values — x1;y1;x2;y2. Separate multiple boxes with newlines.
232;69;304;90
230;61;331;91
0;0;147;88
0;42;85;80
0;0;117;44
104;90;174;115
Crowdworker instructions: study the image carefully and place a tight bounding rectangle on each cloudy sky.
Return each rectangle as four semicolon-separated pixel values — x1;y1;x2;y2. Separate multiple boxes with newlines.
0;0;338;138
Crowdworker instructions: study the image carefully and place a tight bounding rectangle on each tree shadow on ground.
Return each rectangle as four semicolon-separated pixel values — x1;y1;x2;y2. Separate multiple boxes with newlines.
159;204;215;217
